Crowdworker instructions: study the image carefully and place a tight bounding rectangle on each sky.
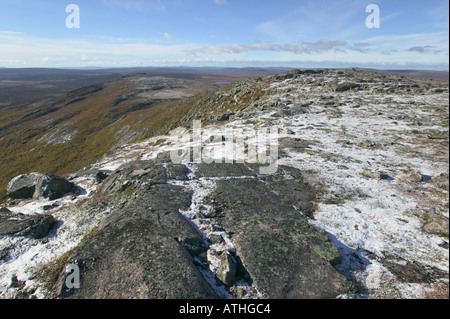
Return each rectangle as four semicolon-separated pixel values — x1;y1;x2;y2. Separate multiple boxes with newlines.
0;0;448;70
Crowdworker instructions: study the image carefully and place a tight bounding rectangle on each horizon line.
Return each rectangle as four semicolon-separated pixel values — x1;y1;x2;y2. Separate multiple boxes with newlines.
0;65;449;72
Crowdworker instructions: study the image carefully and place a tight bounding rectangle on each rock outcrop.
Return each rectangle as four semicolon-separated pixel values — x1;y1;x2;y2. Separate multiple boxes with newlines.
206;165;349;299
55;160;217;299
52;158;351;299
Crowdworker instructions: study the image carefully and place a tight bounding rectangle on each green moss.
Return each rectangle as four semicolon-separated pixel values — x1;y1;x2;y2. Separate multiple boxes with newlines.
81;226;100;241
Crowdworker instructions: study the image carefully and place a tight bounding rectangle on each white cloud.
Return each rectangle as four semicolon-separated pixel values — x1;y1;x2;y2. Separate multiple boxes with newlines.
188;39;348;55
213;0;228;5
364;32;449;57
0;33;197;68
164;32;173;40
0;32;447;70
0;31;24;35
408;46;441;54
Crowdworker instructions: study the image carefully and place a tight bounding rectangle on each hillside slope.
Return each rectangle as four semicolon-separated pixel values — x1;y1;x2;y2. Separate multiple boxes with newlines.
0;74;219;200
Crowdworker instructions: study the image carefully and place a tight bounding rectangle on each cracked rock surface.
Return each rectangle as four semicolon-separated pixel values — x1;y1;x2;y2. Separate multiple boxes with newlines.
53;160;350;299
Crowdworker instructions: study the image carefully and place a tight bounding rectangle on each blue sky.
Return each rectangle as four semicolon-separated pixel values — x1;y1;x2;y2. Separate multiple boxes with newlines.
0;0;448;69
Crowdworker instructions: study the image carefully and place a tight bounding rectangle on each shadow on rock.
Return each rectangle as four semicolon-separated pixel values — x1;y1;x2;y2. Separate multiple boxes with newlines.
326;232;372;296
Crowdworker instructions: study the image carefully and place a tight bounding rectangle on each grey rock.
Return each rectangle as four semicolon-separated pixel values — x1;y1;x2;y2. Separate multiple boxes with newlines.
40;175;75;200
438;241;449;249
379;174;395;181
166;164;189;180
6;173;41;199
0;211;57;239
6;173;75;200
10;275;22;288
196;163;255;178
95;171;109;183
8;199;20;207
54;163;216;299
334;82;361;92
217;113;232;121
382;258;448;284
286;129;295;135
209;176;350;299
216;251;237;287
101;160;167;193
264;166;316;217
0;207;11;214
156;151;172;162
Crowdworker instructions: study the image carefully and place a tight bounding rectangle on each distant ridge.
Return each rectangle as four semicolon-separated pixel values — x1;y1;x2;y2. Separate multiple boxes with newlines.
365;68;449;82
1;66;447;80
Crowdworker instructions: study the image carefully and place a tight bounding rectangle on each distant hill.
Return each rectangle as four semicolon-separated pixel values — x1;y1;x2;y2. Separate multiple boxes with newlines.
371;69;449;82
0;67;289;110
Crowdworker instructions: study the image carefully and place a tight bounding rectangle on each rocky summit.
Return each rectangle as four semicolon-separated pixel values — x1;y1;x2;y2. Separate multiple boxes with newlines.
0;68;448;299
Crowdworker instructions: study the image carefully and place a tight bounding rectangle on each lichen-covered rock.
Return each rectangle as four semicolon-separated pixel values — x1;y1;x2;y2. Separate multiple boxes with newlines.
55;160;216;299
208;172;350;299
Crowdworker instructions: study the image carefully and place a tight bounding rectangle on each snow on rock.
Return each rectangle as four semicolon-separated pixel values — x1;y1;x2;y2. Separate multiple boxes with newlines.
0;176;105;298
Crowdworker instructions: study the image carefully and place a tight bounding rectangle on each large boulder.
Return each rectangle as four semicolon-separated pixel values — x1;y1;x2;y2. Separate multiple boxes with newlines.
6;173;75;200
6;174;40;200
